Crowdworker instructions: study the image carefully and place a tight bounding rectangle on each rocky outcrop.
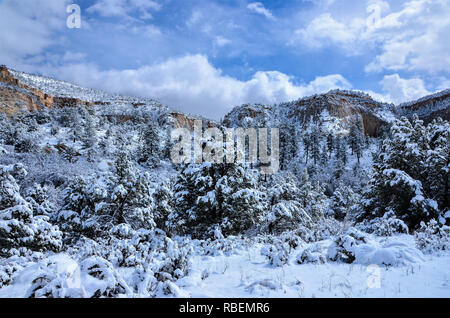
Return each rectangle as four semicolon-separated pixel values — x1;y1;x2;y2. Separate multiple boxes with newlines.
1;65;448;135
287;90;393;136
399;89;450;123
223;90;395;137
0;66;218;130
170;112;218;131
0;66;97;115
1;65;53;113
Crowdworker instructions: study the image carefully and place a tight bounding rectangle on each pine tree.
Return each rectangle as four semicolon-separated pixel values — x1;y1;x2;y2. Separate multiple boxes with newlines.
302;132;312;164
109;152;155;230
310;125;321;165
279;123;298;170
137;122;161;167
0;164;62;254
348;119;364;163
81;114;97;150
424;118;449;211
265;173;310;234
298;168;327;222
330;182;360;221
56;175;108;238
153;181;174;230
168;162;266;238
335;137;347;166
327;133;334;158
360;116;442;229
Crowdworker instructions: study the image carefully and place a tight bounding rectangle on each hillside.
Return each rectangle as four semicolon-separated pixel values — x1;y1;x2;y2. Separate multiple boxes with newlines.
2;66;449;135
0;65;449;299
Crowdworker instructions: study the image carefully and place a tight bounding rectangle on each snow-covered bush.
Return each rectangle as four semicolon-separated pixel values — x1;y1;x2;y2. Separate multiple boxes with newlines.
329;182;360;221
0;164;62;254
263;173;312;234
361;116;446;230
0;263;19;288
295;218;344;243
169;162;267;238
153;237;192;283
261;242;291;267
80;256;131;298
14;137;37;154
200;235;244;257
328;228;425;266
327;228;368;263
25;255;84;298
415;220;450;254
359;211;409;236
296;244;326;264
26;184;55;217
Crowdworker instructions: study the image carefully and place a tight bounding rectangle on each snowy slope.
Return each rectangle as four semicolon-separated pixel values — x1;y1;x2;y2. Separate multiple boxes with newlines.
1;234;449;298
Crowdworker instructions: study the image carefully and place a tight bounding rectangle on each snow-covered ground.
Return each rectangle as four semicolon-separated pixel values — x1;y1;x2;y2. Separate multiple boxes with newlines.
183;243;450;298
1;233;448;298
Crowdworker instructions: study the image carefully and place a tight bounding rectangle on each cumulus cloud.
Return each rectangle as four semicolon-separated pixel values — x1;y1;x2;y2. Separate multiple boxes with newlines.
294;0;450;74
379;74;430;104
87;0;161;20
247;2;275;20
0;0;70;68
42;55;352;119
294;13;364;53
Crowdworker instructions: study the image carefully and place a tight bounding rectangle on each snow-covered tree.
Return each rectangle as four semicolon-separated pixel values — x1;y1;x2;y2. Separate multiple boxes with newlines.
108;152;156;230
329;182;360;221
360;115;443;230
168;162;266;238
310;125;321;165
424;118;449;211
153;181;174;230
326;133;334;158
26;184;55;217
348;119;364;163
264;173;311;234
137;122;161;167
0;164;62;254
279;123;298;170
298;168;327;222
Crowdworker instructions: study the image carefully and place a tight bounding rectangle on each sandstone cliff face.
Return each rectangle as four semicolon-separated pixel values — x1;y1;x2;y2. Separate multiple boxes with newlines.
1;65;448;134
286;90;395;137
0;66;216;129
1;66;48;114
0;66;97;115
399;89;450;123
223;90;396;137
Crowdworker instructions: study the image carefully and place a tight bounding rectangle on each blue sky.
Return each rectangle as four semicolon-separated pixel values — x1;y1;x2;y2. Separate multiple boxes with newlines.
0;0;449;119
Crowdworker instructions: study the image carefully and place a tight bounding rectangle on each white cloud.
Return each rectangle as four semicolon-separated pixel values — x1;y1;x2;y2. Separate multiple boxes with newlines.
0;0;70;68
294;13;364;53
215;36;231;47
305;0;336;8
87;0;161;20
379;74;430;104
294;0;450;74
247;2;275;20
43;55;352;119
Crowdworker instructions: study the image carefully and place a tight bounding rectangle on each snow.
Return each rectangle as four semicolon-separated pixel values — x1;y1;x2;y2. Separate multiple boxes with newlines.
1;67;448;299
179;235;450;298
1;234;449;298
